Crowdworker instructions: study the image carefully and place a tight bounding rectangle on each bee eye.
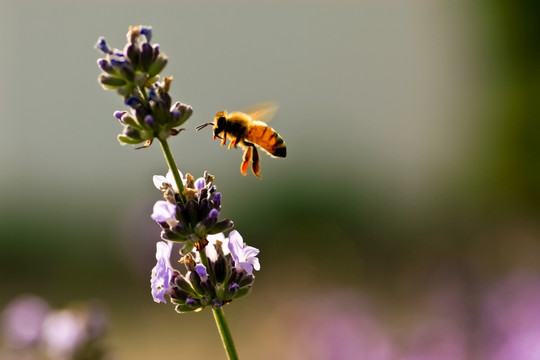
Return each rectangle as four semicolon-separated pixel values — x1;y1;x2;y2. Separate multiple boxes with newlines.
217;116;226;128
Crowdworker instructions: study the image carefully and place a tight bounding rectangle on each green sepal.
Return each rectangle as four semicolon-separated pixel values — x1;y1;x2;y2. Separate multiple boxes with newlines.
235;286;252;299
238;274;255;288
215;283;225;300
148;56;167;77
175;276;198;297
208;220;234;235
161;229;187;242
119;115;141;129
175;304;202;313
224;284;239;301
117;135;144;145
188;271;206;296
98;74;126;87
193;222;206;238
179;241;195;256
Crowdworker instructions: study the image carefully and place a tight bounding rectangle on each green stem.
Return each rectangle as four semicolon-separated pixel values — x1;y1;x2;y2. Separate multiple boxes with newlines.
158;138;186;204
198;244;239;359
212;307;239;360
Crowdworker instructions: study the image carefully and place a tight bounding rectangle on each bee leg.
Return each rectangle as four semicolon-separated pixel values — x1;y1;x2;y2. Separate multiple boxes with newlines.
220;132;227;146
251;145;262;178
228;139;236;150
243;141;262;178
240;146;252;176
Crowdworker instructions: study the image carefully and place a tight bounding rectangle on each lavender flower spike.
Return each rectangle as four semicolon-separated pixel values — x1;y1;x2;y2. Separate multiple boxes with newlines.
151;241;174;303
228;230;260;275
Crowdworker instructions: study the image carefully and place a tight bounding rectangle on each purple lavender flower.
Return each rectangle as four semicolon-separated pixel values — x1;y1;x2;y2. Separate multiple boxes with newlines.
228;230;260;275
150;241;174;303
96;26;192;148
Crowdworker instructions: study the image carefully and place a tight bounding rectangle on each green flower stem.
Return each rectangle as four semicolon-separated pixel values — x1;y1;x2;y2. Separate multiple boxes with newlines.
158;137;186;204
212;307;239;360
199;244;239;360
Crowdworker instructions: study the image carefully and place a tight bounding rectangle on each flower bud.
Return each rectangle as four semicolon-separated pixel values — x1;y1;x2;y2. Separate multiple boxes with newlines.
98;74;126;88
208;219;234;235
144;115;159;131
148;55;167;77
140;42;154;72
124;43;140;70
225;283;239;300
188;271;206;296
161;229;187;242
97;59;116;75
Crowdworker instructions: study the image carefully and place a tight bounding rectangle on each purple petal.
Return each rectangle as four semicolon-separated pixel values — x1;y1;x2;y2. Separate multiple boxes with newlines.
195;177;206;191
151;201;176;222
150;241;173;303
227;230;244;262
195;264;208;280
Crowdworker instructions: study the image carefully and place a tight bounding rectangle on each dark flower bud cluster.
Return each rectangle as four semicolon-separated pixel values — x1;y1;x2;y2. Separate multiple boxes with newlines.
152;171;234;255
151;231;260;312
95;26;191;148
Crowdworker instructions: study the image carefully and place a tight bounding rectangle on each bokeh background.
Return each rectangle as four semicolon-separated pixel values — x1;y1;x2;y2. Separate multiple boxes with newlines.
1;0;540;359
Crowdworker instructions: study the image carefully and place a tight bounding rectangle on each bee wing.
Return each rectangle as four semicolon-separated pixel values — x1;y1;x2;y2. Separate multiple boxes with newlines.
243;102;279;123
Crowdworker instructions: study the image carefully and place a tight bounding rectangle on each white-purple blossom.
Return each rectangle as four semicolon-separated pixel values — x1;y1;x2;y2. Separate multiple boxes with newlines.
204;232;230;262
150;200;177;226
227;230;260;275
150;241;174;303
153;170;184;193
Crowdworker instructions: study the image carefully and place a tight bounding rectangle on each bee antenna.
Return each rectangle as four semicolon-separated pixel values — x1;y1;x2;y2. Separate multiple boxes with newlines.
196;123;213;131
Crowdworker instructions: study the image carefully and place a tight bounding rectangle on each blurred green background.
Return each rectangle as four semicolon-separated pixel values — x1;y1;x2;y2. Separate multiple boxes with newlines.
1;0;540;359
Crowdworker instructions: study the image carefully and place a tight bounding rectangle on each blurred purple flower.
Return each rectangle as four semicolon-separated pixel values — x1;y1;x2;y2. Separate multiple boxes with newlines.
227;230;260;275
42;309;86;358
481;272;540;360
2;295;49;348
151;241;174;303
279;291;392;360
395;274;469;360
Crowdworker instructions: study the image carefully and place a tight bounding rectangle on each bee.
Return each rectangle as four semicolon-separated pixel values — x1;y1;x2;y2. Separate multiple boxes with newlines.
196;103;286;178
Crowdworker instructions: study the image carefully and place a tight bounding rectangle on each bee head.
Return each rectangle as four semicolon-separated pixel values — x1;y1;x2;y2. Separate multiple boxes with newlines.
214;111;228;136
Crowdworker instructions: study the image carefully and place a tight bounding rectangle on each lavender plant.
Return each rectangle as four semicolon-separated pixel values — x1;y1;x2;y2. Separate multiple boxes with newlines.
95;26;260;359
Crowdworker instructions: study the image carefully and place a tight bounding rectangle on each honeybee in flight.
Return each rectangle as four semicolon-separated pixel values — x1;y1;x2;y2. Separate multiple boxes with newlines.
196;103;286;178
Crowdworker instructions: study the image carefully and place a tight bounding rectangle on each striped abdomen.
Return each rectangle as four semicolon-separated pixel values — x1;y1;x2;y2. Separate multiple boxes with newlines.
247;122;287;158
